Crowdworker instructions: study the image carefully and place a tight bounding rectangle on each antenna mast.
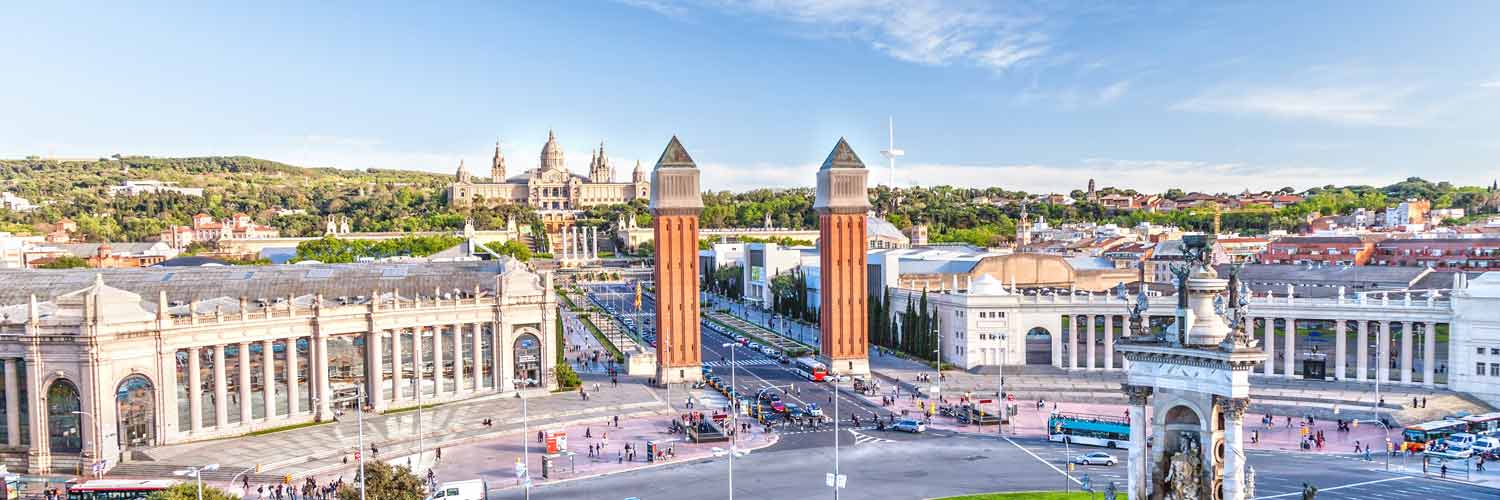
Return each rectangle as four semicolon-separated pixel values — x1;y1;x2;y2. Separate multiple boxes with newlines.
879;116;905;187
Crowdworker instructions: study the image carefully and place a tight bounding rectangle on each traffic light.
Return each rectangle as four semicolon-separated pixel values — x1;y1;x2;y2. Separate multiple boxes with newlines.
283;475;293;485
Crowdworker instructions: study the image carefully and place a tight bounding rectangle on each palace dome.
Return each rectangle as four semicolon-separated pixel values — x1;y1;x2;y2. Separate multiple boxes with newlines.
540;130;565;171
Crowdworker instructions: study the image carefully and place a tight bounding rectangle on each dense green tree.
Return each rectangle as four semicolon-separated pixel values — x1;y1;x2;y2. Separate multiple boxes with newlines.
147;483;238;500
38;256;89;269
335;461;425;500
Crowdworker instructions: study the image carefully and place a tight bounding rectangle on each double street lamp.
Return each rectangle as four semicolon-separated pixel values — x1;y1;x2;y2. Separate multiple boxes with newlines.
719;342;748;500
514;378;538;500
172;463;220;500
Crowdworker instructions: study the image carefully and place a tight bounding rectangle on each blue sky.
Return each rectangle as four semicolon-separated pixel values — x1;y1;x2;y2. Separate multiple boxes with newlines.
3;1;1498;193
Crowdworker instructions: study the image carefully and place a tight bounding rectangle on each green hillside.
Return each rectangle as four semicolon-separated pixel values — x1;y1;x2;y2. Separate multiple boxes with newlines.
0;156;534;242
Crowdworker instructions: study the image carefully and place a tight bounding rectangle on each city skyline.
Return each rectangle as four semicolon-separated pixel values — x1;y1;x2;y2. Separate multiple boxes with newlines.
3;2;1498;194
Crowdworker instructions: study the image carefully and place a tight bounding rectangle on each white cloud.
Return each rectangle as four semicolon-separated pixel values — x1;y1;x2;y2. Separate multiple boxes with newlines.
698;157;1374;194
624;0;1052;73
1097;80;1129;103
1481;80;1500;88
1171;84;1419;126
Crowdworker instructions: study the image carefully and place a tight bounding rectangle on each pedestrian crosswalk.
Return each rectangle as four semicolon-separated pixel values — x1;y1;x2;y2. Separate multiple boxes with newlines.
848;429;895;445
703;358;778;368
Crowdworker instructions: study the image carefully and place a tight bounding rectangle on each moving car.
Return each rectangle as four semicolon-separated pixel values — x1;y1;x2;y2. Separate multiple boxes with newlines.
892;419;926;433
806;403;824;417
770;400;786;412
1074;452;1119;466
1472;437;1500;453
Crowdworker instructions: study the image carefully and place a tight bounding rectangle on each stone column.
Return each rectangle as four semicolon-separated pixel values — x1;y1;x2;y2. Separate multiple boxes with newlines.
1086;315;1097;370
4;359;19;446
315;336;332;420
391;329;404;401
188;347;203;431
1284;317;1296;378
1334;320;1347;381
1356;320;1369;382
1424;323;1438;387
471;323;483;390
1377;321;1391;384
1051;315;1063;368
1220;397;1251;500
452;323;466;393
501;319;513;390
1104;315;1115;371
1400;321;1414;385
1069;315;1080;370
262;339;276;418
1124;385;1152;500
1262;318;1275;376
213;345;229;428
287;338;300;415
433;326;446;394
366;330;385;411
238;342;252;423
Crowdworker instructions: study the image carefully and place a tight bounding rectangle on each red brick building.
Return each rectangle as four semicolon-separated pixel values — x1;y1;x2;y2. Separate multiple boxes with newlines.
1371;238;1500;271
1261;236;1380;266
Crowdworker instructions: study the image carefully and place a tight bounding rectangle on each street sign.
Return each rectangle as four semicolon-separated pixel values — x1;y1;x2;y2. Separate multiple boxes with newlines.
825;473;846;488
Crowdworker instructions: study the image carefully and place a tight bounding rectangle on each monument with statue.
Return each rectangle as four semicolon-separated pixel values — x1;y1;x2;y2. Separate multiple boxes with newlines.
1116;235;1268;500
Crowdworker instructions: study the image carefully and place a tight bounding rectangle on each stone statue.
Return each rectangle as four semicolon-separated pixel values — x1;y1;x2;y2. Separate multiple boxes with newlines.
1164;434;1203;500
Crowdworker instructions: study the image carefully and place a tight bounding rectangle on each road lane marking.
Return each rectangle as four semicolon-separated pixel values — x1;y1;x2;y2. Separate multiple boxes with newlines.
1003;436;1083;486
1251;476;1413;499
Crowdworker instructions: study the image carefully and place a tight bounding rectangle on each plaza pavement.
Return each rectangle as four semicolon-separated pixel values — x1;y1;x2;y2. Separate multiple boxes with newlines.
111;374;665;484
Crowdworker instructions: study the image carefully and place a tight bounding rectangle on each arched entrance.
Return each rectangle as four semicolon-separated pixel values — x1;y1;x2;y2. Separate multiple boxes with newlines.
46;380;82;454
116;375;156;448
513;332;542;387
1025;327;1054;365
1162;404;1204;458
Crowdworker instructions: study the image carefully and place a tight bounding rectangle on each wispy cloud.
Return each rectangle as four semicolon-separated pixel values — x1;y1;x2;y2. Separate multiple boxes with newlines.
1171;84;1420;126
622;0;1052;73
1097;80;1130;103
1481;80;1500;88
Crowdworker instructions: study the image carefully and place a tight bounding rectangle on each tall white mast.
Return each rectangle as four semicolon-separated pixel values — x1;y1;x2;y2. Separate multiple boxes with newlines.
879;116;904;187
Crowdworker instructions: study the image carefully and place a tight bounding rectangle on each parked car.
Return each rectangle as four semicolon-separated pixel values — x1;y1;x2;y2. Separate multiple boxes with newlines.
1472;437;1500;454
1074;452;1119;466
892;419;926;433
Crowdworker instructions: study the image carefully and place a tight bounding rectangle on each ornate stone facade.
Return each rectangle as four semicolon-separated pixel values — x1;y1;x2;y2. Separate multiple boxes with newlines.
0;261;555;474
448;131;650;230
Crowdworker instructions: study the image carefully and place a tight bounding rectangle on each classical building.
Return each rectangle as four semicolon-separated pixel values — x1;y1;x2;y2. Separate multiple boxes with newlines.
448;132;650;232
160;213;280;249
0;260;556;473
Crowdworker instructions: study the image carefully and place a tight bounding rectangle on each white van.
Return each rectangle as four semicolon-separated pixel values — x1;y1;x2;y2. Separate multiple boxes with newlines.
425;480;488;500
1473;437;1500;454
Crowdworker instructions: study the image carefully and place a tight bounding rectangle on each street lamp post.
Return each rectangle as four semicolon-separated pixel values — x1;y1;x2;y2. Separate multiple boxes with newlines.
721;342;740;500
357;387;367;500
227;467;257;497
70;410;102;477
172;463;220;500
831;376;844;500
515;378;537;500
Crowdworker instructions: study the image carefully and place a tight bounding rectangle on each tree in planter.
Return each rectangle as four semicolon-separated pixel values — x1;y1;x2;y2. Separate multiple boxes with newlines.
336;460;426;500
148;483;238;500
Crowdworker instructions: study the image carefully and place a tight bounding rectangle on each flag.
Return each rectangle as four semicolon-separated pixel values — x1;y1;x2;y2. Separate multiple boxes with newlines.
634;282;642;311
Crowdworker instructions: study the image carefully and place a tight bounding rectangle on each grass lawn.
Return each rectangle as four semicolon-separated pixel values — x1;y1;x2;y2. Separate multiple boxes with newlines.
934;491;1095;500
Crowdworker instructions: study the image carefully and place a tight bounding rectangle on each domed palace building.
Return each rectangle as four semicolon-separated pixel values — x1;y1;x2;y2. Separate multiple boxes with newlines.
448;131;650;233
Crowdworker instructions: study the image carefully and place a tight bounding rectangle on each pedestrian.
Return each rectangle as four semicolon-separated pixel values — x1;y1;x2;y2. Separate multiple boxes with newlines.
619;450;624;464
586;427;592;439
1422;396;1427;408
1413;397;1418;408
614;415;620;427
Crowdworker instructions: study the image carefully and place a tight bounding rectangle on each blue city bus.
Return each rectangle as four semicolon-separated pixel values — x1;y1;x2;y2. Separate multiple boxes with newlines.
1047;412;1131;449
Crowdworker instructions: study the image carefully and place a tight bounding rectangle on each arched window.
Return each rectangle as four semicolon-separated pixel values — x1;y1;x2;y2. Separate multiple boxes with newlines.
47;380;82;453
116;375;156;448
513;332;542;387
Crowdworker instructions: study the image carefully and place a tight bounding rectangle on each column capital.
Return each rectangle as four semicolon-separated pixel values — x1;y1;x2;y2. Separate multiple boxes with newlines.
1122;384;1153;405
1215;395;1251;422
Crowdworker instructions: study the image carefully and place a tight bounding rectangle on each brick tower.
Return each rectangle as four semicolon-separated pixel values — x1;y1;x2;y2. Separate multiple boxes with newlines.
650;136;704;385
815;138;872;376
